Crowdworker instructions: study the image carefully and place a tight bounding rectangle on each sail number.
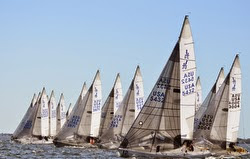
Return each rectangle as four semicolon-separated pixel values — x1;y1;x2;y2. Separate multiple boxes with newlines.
181;71;195;96
61;112;66;120
67;115;80;128
52;110;56;118
24;120;32;129
150;91;165;103
110;115;122;128
197;114;213;130
156;77;170;90
93;99;101;112
136;97;144;110
229;93;240;109
41;109;49;118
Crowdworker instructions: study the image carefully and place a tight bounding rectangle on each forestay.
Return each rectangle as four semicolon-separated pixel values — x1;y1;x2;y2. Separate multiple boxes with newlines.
120;16;196;152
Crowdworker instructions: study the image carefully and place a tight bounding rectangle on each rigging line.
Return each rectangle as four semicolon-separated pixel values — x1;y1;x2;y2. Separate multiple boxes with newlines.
127;103;162;141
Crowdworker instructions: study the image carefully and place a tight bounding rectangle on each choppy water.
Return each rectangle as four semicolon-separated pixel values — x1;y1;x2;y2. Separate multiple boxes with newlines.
1;134;250;159
0;134;121;159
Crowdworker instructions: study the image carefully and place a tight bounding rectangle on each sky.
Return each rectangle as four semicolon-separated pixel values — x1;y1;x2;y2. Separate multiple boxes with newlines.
0;1;250;138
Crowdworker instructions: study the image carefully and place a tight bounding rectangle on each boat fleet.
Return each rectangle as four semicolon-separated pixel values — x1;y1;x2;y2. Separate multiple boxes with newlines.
12;16;249;158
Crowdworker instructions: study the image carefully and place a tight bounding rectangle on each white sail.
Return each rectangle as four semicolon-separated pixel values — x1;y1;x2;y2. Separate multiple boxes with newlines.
179;15;196;141
121;66;144;135
114;74;123;114
134;66;144;118
56;93;66;133
119;16;196;152
226;55;241;143
48;90;57;137
66;103;73;119
32;88;49;137
90;71;102;137
12;94;37;139
195;76;202;113
100;66;144;147
99;74;123;137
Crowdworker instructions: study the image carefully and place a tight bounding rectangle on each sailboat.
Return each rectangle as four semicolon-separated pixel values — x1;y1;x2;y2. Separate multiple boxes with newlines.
194;55;248;157
118;16;211;158
56;93;66;134
194;68;225;129
99;66;144;149
53;71;102;147
48;90;57;138
13;88;53;144
12;93;37;141
98;73;123;138
195;76;202;113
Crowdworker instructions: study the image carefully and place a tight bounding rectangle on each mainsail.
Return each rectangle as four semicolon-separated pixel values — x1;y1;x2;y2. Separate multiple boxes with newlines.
32;88;49;137
195;55;241;149
194;68;225;130
100;66;144;146
99;73;123;137
48;90;57;137
120;16;196;152
195;77;202;113
12;93;37;139
56;93;66;133
54;71;102;145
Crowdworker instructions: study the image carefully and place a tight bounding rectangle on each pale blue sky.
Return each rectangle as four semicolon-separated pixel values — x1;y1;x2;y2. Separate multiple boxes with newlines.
0;1;249;138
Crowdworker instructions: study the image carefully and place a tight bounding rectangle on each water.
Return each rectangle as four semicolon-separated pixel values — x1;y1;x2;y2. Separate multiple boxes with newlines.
1;134;250;159
0;134;121;159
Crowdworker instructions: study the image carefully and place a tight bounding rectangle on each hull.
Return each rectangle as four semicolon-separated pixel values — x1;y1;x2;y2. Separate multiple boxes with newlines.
118;148;211;158
53;139;97;148
13;137;53;144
